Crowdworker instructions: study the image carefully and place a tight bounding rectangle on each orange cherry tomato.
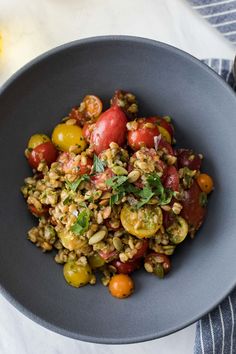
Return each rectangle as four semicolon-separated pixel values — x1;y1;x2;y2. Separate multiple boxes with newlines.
83;95;103;119
197;173;214;194
108;274;134;299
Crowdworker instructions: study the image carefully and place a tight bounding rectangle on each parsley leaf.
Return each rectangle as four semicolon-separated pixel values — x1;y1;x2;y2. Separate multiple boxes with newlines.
70;209;90;235
110;191;125;206
92;155;106;173
106;176;128;189
146;172;173;206
135;187;154;209
66;174;90;192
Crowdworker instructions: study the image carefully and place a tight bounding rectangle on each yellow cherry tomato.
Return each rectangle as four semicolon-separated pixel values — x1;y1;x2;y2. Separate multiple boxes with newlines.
52;123;86;152
120;204;163;238
158;126;171;144
88;253;105;269
63;261;92;288
28;134;50;149
57;230;81;251
197;173;214;194
109;274;134;299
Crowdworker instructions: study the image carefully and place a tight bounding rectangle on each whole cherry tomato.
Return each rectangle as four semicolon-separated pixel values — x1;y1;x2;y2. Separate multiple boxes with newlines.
90;105;127;154
176;149;202;170
109;274;134;299
28;141;58;169
111;258;141;274
163;166;179;191
127;118;159;150
180;181;207;231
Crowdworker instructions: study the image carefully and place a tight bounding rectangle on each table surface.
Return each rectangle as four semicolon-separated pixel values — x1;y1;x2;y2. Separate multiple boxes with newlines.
0;0;234;353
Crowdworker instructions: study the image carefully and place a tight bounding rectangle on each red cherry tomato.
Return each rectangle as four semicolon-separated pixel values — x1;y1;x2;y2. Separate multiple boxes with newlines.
158;138;174;155
112;258;141;274
162;210;176;229
132;239;149;260
127;118;160;150
91;168;114;191
163;166;179;191
28;204;49;217
90;106;127;154
78;157;93;175
99;250;118;261
82;123;95;142
148;117;174;140
176;149;202;170
28;142;58;169
180;181;207;231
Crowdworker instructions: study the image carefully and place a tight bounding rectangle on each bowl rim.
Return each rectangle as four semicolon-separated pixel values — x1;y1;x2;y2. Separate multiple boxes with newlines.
0;35;236;344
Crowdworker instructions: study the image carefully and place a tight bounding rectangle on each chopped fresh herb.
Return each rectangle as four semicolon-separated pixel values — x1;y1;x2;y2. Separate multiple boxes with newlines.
66;174;90;192
63;196;71;205
199;192;208;207
70;209;90;235
110;191;125;206
92;155;106;173
146;172;173;206
135;187;154;209
106;176;128;189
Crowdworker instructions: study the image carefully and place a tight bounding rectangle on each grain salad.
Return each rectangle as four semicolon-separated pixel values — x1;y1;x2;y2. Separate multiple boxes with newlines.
21;91;214;299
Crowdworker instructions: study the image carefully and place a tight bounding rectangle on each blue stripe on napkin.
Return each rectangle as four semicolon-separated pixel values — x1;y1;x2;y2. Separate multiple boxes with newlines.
189;0;236;44
194;58;235;354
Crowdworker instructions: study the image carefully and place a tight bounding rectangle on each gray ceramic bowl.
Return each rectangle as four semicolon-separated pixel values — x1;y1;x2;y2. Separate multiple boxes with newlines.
0;36;236;344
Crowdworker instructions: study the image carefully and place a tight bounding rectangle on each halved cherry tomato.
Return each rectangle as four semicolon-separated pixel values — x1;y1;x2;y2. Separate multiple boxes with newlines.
91;168;114;191
109;274;134;298
180;181;207;231
28;134;50;150
176;149;202;170
82;123;95;142
111;258;141;274
163;166;179;191
52;123;86;153
197;173;214;194
127;118;159;150
83;95;103;119
157;137;174;155
78;157;93;175
146;117;174;143
120;204;163;238
57;152;92;175
132;239;149;260
91;106;127;154
28;204;49;217
28;141;58;169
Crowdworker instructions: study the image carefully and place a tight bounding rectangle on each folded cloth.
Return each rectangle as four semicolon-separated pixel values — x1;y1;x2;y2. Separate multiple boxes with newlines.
194;58;235;354
189;0;236;45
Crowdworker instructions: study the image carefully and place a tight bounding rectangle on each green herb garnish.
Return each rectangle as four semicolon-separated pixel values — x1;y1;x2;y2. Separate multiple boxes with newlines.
146;172;173;205
66;174;90;192
199;192;208;207
92;155;106;173
70;209;90;235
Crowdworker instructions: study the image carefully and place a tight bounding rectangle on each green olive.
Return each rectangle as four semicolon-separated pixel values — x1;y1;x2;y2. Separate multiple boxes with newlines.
63;261;92;288
88;253;105;269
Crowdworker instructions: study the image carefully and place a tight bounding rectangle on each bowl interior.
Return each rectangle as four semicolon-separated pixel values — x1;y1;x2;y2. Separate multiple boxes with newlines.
0;37;236;343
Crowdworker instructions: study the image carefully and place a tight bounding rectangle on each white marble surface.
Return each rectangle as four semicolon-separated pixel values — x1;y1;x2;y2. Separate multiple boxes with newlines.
0;0;235;353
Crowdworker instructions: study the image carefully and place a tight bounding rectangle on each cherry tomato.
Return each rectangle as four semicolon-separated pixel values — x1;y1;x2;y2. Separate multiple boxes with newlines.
28;134;50;149
176;149;202;170
88;253;105;269
145;252;171;278
90;105;127;154
83;95;103;119
28;141;58;169
127;118;159;150
109;274;134;299
162;210;176;229
120;204;163;238
112;259;141;274
82;123;95;142
91;168;114;191
197;173;214;194
52;123;86;152
152;117;174;140
63;261;92;288
99;249;118;261
132;239;149;260
57;152;92;175
180;181;207;231
28;204;49;217
157;137;174;155
163;166;179;191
